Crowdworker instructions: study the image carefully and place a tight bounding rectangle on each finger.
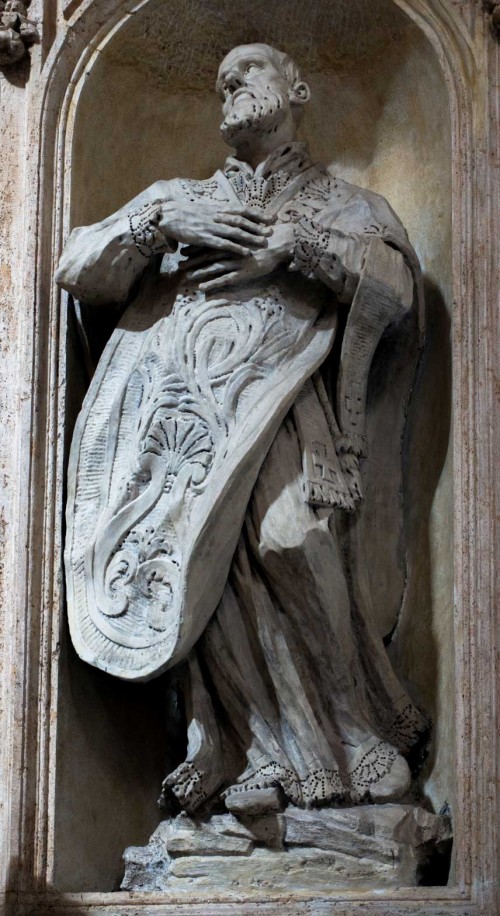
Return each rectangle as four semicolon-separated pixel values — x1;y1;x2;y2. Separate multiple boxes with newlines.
204;236;251;257
212;224;269;247
179;251;226;271
187;261;243;281
214;214;272;236
227;207;275;225
200;271;243;292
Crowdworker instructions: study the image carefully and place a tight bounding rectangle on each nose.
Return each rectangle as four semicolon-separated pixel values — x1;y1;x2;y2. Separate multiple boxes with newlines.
224;69;244;94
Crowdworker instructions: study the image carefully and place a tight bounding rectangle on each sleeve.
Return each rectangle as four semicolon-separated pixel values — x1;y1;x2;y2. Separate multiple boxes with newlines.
287;184;415;307
55;181;177;305
284;179;418;462
288;215;367;303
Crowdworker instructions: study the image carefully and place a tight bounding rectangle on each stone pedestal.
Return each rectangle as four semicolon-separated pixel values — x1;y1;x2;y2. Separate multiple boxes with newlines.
122;804;451;894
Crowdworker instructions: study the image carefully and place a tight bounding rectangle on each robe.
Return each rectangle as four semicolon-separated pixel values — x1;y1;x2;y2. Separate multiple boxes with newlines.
57;141;428;811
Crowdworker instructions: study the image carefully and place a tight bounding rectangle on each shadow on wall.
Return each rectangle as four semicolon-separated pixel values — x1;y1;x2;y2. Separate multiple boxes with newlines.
53;620;183;892
390;277;453;807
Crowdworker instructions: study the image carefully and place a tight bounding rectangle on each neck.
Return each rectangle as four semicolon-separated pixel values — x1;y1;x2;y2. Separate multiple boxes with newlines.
231;118;298;171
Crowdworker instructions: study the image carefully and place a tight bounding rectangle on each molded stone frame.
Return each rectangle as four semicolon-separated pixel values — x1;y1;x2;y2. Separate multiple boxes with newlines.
0;0;497;913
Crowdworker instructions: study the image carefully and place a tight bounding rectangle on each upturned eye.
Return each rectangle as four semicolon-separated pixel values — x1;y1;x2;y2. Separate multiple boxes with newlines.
245;63;260;75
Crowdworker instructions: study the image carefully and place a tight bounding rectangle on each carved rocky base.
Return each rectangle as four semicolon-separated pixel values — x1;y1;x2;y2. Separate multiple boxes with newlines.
122;804;452;895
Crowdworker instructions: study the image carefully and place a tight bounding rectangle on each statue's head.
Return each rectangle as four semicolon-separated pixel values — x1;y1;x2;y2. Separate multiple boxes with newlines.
216;43;311;148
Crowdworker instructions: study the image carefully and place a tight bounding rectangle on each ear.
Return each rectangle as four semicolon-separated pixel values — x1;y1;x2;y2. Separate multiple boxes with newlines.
290;80;311;106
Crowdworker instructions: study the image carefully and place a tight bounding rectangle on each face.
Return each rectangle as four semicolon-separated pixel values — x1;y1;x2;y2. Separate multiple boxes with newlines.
217;46;293;145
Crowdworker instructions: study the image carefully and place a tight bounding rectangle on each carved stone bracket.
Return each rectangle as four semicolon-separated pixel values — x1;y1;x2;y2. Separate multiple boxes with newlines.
0;0;39;69
484;1;500;38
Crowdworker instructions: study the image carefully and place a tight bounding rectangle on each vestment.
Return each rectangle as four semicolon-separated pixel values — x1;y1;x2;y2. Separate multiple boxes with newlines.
57;141;427;807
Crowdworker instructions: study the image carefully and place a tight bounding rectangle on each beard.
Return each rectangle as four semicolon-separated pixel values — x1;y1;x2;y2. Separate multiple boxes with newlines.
220;87;289;145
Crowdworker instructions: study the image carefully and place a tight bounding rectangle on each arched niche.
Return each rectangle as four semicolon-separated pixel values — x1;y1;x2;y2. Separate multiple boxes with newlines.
45;0;459;895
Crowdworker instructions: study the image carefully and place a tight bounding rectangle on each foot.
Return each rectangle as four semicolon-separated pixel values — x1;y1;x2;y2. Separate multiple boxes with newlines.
160;759;223;813
347;739;411;803
222;761;302;807
368;753;411;803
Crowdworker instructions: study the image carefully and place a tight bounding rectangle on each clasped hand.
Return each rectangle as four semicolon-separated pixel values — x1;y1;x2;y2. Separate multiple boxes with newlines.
158;201;295;291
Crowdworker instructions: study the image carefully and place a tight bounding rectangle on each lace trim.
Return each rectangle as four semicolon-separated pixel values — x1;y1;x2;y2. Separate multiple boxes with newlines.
176;177;228;205
160;761;210;811
289;215;355;300
163;741;407;812
279;174;337;223
224;745;402;807
348;741;398;800
223;761;346;808
386;703;429;754
128;201;172;259
224;141;312;183
227;170;298;213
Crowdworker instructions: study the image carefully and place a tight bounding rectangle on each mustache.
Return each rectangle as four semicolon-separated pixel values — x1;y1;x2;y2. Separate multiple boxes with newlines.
221;88;288;141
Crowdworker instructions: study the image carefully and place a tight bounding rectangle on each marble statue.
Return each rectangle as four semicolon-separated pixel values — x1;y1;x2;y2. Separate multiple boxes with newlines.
57;44;448;890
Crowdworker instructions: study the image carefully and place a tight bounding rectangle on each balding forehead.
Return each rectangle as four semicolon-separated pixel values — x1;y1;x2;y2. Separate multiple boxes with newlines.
218;44;274;77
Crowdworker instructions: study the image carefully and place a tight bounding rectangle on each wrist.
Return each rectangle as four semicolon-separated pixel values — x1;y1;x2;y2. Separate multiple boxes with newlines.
289;216;331;276
158;201;178;238
128;201;174;259
289;216;359;300
273;223;296;265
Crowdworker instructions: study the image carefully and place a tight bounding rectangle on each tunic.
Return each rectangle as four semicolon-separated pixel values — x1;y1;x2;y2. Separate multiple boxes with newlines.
57;141;428;810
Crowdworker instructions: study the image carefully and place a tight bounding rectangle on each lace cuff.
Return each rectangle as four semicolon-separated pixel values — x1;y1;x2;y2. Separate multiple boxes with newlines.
128;201;175;259
289;216;361;303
